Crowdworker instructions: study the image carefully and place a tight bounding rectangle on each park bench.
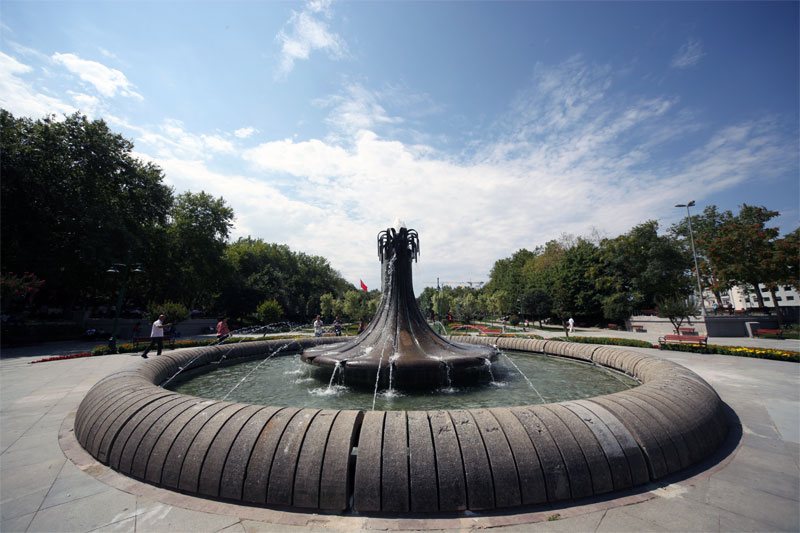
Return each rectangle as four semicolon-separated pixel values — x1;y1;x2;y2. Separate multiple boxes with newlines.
631;323;646;332
678;327;698;335
754;328;783;338
658;334;708;349
132;334;175;350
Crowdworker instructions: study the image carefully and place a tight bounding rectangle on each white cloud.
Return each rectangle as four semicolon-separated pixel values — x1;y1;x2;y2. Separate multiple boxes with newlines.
318;82;404;136
0;52;76;118
231;58;793;289
10;44;788;291
671;38;705;69
52;52;143;99
275;0;347;78
132;119;239;159
234;127;257;139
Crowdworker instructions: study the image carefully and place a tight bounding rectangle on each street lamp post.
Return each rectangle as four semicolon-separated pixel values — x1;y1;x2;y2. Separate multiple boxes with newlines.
106;256;144;353
675;201;707;316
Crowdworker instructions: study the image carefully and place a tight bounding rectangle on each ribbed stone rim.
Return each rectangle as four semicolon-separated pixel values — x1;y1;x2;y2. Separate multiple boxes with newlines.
74;336;728;513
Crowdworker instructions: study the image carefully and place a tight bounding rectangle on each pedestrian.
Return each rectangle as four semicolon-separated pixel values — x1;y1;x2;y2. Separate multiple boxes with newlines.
333;316;342;336
314;315;323;337
141;314;172;358
357;317;365;334
216;316;231;342
568;317;575;334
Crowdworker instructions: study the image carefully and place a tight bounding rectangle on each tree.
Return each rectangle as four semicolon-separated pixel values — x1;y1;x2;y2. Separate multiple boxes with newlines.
486;249;536;296
705;205;780;309
417;287;437;319
319;293;336;319
432;291;452;321
163;191;234;309
596;221;692;321
220;238;352;322
0;110;172;310
670;205;735;305
255;299;284;325
656;297;699;334
551;282;572;336
146;301;190;325
521;288;552;328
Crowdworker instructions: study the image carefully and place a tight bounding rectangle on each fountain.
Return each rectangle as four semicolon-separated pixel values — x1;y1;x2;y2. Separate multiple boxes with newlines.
70;225;730;516
302;226;497;389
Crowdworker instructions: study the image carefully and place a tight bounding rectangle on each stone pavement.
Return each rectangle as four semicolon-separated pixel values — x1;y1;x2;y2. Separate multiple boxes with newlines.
1;335;798;532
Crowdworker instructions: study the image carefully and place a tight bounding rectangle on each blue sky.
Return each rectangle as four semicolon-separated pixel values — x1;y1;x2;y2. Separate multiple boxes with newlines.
2;1;798;293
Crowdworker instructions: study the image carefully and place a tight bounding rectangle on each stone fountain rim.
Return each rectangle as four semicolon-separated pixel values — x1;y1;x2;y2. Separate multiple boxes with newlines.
73;335;728;514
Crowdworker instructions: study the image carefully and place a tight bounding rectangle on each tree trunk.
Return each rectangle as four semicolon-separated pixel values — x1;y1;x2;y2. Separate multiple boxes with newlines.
768;286;785;328
752;282;766;308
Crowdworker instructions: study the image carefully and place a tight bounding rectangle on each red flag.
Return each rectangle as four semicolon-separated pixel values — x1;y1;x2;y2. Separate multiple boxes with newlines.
360;280;368;291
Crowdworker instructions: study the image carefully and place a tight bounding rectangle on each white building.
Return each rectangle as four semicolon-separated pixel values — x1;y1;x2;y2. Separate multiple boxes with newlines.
718;284;799;311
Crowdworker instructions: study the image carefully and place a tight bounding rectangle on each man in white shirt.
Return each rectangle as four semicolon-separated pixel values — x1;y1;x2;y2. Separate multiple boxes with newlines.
568;317;575;334
141;314;172;358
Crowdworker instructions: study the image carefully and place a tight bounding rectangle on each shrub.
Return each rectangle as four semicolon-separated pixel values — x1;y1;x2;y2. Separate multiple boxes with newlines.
145;301;190;324
255;299;283;325
551;336;653;348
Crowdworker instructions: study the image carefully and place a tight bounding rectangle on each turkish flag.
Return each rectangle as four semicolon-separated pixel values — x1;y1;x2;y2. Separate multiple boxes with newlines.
360;280;368;291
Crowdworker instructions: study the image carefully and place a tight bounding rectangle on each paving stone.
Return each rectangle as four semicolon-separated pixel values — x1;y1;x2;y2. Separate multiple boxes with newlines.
595;506;672;532
40;461;113;509
0;457;65;506
89;515;136;532
0;511;35;533
26;486;139;533
133;497;241;532
707;475;800;531
0;487;49;522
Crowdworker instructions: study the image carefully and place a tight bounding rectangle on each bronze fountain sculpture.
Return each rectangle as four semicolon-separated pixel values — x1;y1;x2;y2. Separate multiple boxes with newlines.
301;226;498;389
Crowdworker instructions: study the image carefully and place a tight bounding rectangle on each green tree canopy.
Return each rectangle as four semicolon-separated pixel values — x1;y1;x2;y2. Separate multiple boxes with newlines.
162;191;234;308
220;237;352;322
595;221;692;321
0;110;172;308
704;205;781;308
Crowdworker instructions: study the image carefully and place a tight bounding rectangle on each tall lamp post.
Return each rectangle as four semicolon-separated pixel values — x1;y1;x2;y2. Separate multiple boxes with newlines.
106;257;144;353
675;201;707;316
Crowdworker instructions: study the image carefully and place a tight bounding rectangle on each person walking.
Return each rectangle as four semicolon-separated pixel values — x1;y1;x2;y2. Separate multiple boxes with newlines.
314;315;323;337
568;316;575;334
357;317;365;334
141;314;172;358
333;316;342;336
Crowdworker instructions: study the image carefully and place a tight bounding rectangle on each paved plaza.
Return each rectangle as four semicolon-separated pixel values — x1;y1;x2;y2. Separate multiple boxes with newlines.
1;331;798;532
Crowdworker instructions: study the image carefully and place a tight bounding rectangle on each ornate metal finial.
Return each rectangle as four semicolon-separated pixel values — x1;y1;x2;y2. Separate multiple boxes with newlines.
377;227;420;263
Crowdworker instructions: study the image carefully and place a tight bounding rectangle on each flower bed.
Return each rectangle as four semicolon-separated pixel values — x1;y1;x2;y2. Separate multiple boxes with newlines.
660;342;798;362
29;351;94;364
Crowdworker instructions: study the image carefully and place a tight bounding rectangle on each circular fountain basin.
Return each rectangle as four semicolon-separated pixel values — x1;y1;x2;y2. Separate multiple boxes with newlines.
170;350;639;411
74;336;729;514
